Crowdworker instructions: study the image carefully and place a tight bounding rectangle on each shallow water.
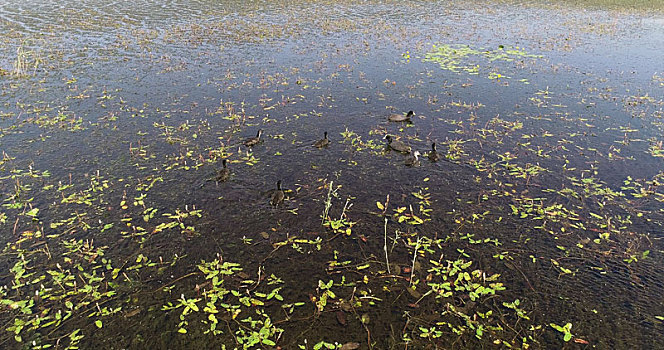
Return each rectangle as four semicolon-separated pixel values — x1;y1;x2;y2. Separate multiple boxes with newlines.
1;0;663;349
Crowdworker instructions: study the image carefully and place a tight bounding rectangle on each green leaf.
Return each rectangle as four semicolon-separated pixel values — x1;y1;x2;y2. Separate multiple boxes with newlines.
95;320;102;328
589;212;603;219
178;328;187;334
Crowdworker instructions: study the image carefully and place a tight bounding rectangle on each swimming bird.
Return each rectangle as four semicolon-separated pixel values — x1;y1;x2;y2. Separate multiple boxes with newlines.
313;131;330;148
243;129;263;147
405;151;421;167
270;180;285;206
384;135;411;153
388;110;414;122
427;143;440;162
216;159;230;182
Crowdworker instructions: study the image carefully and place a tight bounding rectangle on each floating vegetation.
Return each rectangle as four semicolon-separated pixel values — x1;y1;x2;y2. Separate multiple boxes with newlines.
0;0;663;348
423;44;542;82
11;42;43;78
1;238;180;348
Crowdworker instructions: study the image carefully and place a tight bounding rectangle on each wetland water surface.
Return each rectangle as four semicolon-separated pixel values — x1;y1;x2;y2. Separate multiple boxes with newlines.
1;0;663;349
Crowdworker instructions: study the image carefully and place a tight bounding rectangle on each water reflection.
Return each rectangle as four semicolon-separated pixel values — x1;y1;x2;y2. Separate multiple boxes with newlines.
0;0;663;348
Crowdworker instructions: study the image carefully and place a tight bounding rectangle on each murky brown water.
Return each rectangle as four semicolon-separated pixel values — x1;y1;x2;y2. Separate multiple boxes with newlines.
1;0;663;349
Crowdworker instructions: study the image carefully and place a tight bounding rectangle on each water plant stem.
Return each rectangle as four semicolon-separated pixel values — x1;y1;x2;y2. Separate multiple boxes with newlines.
384;217;390;274
409;237;421;287
322;180;333;225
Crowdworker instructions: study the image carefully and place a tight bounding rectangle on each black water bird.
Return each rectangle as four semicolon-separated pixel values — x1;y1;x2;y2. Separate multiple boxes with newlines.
427;143;440;162
388;110;414;122
384;135;411;153
405;150;421;167
216;159;230;182
313;131;330;148
243;129;263;147
270;180;285;206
